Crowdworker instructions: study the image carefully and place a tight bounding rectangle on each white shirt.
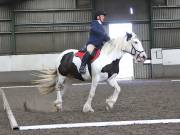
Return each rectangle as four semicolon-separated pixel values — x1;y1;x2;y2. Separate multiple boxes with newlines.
97;20;102;24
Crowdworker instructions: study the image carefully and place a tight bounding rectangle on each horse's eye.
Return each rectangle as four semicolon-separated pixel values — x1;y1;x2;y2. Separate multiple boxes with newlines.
134;41;138;44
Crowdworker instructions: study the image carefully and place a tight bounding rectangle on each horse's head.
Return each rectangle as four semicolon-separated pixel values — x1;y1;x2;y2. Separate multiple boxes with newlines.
123;32;147;62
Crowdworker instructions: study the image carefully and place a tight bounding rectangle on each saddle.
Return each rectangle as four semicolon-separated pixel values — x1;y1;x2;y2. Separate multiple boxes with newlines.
75;48;100;63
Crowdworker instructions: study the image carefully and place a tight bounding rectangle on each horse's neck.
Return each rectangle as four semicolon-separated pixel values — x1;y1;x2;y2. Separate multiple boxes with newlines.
100;38;125;59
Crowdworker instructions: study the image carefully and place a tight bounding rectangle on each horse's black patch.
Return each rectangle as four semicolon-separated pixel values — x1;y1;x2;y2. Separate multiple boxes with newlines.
101;59;120;78
58;52;84;81
126;32;132;41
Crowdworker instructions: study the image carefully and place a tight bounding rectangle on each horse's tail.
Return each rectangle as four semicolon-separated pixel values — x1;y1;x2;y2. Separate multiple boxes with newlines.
34;69;58;95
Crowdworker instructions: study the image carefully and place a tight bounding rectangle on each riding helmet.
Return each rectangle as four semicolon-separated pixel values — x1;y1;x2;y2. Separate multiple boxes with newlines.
94;11;107;19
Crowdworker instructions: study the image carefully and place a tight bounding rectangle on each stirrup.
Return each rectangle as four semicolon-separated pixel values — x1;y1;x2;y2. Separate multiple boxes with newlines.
79;66;86;74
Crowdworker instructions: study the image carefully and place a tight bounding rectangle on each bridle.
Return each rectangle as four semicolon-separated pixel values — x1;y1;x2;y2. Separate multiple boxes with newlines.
122;34;146;60
123;42;145;60
130;44;145;59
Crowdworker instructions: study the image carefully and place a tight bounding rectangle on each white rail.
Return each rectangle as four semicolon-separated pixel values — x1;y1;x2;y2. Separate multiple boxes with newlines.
0;89;19;130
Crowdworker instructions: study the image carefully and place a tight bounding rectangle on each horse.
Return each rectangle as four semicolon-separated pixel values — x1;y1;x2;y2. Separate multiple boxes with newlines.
36;32;147;113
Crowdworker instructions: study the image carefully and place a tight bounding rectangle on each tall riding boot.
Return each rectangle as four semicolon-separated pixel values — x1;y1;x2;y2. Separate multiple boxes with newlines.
79;51;91;74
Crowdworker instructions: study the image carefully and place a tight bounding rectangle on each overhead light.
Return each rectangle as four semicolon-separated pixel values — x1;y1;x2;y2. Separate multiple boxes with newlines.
129;7;134;15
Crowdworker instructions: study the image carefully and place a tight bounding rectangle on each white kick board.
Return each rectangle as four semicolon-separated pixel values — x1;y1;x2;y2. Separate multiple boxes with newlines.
162;49;180;65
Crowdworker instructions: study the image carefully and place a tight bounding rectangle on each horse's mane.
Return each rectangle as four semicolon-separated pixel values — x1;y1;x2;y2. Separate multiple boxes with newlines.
100;34;126;56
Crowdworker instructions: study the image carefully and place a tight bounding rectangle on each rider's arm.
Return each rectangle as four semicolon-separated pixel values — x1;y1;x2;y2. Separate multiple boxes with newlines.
104;34;110;42
90;21;106;36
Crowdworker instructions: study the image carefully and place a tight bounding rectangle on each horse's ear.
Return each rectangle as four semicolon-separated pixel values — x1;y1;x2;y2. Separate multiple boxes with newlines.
126;32;132;41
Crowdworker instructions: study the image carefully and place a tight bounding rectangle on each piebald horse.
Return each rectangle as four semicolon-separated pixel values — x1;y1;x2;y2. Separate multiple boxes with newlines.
37;32;147;113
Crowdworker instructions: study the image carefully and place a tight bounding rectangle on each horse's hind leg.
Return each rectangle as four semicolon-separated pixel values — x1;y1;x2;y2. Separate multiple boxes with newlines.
106;78;121;110
53;74;66;112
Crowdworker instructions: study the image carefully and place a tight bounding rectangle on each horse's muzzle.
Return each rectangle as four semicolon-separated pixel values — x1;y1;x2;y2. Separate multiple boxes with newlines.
136;52;147;63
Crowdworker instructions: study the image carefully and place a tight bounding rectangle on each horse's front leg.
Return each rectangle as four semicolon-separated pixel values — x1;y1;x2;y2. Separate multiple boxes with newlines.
83;78;98;113
106;78;121;110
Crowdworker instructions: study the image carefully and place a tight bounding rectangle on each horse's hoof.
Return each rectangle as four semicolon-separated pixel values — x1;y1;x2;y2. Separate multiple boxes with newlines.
53;102;62;112
53;105;62;112
106;105;110;111
53;107;59;112
83;109;94;113
83;105;94;113
106;99;114;110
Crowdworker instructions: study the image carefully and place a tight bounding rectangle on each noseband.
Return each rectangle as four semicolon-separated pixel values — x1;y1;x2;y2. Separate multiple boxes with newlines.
130;44;145;59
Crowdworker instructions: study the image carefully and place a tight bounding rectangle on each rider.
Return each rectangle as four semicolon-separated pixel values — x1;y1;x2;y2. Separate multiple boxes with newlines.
79;11;110;74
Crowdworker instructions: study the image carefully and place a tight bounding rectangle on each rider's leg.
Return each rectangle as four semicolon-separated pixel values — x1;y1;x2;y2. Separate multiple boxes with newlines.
87;44;96;54
79;44;95;74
